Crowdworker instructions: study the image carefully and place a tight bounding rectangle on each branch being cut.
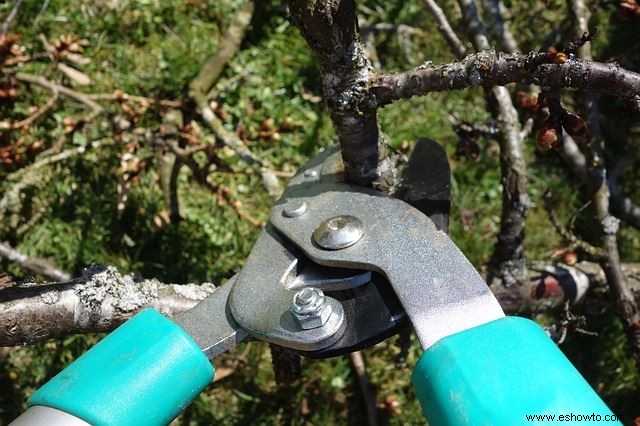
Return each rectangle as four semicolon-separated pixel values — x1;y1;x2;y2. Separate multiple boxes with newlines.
371;52;640;110
2;261;639;347
0;265;216;346
288;0;394;189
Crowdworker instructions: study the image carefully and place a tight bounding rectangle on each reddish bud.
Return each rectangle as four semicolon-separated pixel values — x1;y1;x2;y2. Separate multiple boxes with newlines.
536;124;560;150
561;112;589;140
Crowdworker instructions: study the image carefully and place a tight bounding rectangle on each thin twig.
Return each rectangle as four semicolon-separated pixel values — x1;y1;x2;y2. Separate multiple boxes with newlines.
0;0;24;37
421;0;467;59
481;0;518;53
608;156;640;229
371;53;640;110
188;1;280;196
456;0;528;285
11;91;59;129
15;72;105;116
88;92;183;108
350;351;378;426
543;191;605;260
0;242;71;282
568;0;640;369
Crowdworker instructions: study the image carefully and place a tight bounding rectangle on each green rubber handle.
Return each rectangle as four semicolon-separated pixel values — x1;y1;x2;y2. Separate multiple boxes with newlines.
412;317;621;425
28;309;214;426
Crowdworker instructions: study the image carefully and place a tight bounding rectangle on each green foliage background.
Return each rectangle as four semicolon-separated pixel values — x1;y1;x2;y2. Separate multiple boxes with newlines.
1;0;639;424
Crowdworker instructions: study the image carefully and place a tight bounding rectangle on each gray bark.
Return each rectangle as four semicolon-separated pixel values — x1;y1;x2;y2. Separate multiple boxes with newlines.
3;262;640;347
371;53;640;110
288;0;394;189
0;265;216;346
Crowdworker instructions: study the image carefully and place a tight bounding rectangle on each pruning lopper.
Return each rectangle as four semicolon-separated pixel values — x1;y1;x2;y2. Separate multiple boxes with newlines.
13;142;619;425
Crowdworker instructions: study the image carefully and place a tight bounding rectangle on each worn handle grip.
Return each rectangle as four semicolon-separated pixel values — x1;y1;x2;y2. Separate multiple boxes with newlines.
25;309;214;426
412;317;620;426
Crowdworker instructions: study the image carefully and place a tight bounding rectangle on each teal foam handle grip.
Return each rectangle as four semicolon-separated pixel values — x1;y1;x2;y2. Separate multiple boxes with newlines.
28;309;215;426
412;317;620;425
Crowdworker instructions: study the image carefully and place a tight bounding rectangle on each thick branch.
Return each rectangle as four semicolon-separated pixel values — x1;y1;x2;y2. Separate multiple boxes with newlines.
0;265;216;346
2;262;639;347
288;0;393;189
372;52;640;110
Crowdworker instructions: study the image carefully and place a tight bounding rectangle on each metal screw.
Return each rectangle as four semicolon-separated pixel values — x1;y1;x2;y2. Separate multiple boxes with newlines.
313;215;363;250
283;200;308;218
291;287;332;329
304;169;318;178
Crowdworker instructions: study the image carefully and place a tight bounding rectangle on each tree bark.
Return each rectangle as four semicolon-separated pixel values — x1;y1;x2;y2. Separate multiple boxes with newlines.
371;53;640;110
456;0;528;285
288;0;394;189
3;262;639;347
0;265;216;346
0;242;70;282
567;0;640;369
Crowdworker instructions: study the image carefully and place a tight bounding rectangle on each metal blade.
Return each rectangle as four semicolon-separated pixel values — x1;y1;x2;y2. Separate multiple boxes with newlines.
174;276;248;359
271;183;505;350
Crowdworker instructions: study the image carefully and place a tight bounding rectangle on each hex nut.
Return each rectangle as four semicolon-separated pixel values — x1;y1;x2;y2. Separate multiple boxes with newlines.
291;287;333;330
293;302;333;330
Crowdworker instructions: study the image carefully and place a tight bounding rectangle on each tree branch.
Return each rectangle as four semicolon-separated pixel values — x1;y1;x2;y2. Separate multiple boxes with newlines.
288;0;394;189
0;0;24;37
371;52;640;110
187;1;281;197
14;72;105;117
608;156;640;229
420;0;467;58
481;0;518;53
456;0;528;284
0;242;70;282
2;261;639;347
568;0;640;368
0;265;216;346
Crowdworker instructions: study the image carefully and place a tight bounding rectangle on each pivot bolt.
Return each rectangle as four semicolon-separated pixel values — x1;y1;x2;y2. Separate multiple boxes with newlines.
313;215;363;250
291;287;333;330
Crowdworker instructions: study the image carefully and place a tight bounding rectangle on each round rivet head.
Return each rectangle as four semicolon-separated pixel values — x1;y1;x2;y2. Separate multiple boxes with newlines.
283;201;308;218
313;215;363;250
